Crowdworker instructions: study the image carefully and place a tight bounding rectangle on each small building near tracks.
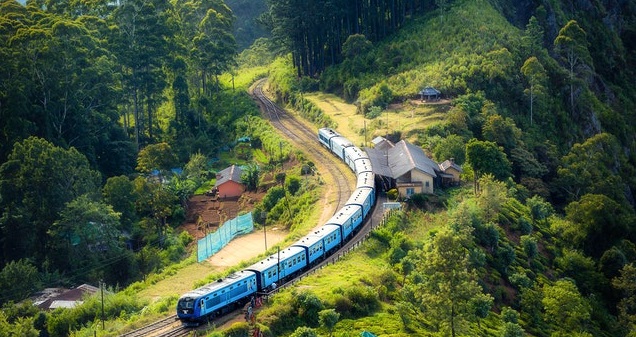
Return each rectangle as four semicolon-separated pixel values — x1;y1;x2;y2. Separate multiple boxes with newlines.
366;138;461;198
214;165;245;199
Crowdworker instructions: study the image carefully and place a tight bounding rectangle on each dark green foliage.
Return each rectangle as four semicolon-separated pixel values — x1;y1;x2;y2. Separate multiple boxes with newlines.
289;326;318;337
333;286;380;318
0;137;100;269
319;309;339;337
241;164;260;192
466;139;512;183
0;260;39;303
564;194;634;259
293;290;323;327
285;175;302;195
261;186;285;212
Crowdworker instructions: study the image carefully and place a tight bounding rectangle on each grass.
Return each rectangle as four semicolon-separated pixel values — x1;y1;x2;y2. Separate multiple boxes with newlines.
304;92;451;146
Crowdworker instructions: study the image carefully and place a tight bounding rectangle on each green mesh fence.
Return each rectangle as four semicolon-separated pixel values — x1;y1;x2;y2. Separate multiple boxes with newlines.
197;212;254;262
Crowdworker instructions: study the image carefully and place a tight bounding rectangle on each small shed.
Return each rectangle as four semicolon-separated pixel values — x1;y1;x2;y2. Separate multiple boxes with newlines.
438;158;462;186
419;86;441;101
214;165;245;199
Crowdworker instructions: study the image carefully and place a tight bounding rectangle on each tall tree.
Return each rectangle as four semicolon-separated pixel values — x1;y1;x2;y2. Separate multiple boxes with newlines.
191;0;237;95
406;228;493;337
554;20;592;117
542;279;592;335
111;0;171;148
465;138;512;193
47;195;123;280
0;137;100;267
613;263;636;332
521;56;547;126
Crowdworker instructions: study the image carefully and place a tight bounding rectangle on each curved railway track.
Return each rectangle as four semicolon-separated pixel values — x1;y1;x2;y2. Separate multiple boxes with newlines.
251;79;353;210
118;78;381;337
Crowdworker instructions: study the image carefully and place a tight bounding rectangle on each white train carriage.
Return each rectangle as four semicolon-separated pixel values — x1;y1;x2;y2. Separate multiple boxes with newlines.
326;204;363;239
245;246;307;291
292;224;342;265
344;146;369;172
318;127;341;149
330;136;354;161
354;157;373;175
346;187;375;220
357;171;376;190
177;270;257;324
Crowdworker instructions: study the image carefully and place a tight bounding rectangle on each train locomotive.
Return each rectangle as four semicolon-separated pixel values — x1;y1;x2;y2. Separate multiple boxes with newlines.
177;127;376;325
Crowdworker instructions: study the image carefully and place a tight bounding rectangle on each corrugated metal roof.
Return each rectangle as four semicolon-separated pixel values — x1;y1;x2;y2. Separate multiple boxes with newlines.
366;140;439;179
439;159;463;172
365;147;393;177
390;141;438;178
214;165;243;187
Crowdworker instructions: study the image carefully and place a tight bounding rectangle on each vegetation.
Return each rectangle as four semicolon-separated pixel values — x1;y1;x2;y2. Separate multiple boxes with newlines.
1;0;636;336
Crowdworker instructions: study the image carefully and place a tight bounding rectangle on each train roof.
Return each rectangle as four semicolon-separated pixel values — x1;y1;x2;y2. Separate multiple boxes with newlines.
330;136;354;148
179;270;255;299
346;187;374;206
244;246;306;272
325;204;361;225
292;224;341;249
355;158;373;174
356;171;375;188
318;127;341;139
345;146;369;160
292;232;324;248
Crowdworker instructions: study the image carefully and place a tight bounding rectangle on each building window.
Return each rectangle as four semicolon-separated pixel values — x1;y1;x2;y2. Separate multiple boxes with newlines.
406;188;415;196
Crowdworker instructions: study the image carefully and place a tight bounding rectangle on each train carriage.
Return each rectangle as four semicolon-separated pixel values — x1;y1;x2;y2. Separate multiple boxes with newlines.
292;232;325;265
318;127;340;149
354;157;373;175
346;187;375;220
344;146;369;172
330;136;354;160
176;270;257;325
357;171;376;190
326;204;363;239
292;224;342;265
245;246;307;291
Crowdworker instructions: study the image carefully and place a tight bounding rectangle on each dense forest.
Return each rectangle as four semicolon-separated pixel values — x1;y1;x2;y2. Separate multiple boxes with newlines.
1;0;636;336
0;0;253;297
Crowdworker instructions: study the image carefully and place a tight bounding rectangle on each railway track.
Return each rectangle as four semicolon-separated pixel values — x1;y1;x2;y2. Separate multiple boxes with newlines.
118;78;380;337
118;315;181;337
251;79;354;210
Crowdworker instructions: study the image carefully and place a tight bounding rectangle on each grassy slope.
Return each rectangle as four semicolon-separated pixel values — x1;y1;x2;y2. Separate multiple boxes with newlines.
304;92;451;146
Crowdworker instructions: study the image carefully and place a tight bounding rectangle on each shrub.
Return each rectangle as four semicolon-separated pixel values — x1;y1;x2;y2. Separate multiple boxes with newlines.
225;322;250;337
387;189;398;200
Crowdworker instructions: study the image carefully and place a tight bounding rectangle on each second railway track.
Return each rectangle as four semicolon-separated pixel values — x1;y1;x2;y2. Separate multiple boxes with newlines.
251;79;354;210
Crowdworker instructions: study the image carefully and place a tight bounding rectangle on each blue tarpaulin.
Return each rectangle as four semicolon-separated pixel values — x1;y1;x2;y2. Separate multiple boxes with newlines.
361;331;377;337
197;212;254;262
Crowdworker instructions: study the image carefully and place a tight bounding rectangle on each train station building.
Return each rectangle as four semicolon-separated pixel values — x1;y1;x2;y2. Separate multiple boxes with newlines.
365;137;461;198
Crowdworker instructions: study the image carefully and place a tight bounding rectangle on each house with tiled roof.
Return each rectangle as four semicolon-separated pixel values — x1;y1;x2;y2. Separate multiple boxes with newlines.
366;138;443;198
214;165;244;199
33;284;100;310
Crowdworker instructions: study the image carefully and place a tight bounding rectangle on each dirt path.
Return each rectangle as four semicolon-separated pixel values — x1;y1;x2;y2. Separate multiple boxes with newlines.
205;227;288;267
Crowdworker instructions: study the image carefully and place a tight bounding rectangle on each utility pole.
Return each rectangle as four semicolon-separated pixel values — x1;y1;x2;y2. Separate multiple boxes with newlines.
100;280;105;330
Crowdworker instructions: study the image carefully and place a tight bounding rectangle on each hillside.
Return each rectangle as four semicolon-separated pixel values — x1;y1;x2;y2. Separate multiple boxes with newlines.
1;0;635;336
259;0;636;336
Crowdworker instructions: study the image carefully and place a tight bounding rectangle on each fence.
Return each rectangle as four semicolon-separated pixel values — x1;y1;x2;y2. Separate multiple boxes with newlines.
197;212;254;262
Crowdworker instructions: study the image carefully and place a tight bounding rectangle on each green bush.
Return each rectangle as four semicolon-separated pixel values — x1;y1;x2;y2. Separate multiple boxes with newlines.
224;321;250;337
334;286;380;318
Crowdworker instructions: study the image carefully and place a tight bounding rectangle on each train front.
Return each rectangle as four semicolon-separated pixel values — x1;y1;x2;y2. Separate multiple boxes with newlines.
176;295;201;325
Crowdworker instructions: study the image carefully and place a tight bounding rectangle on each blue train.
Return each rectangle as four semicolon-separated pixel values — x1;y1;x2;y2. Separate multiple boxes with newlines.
177;127;376;325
